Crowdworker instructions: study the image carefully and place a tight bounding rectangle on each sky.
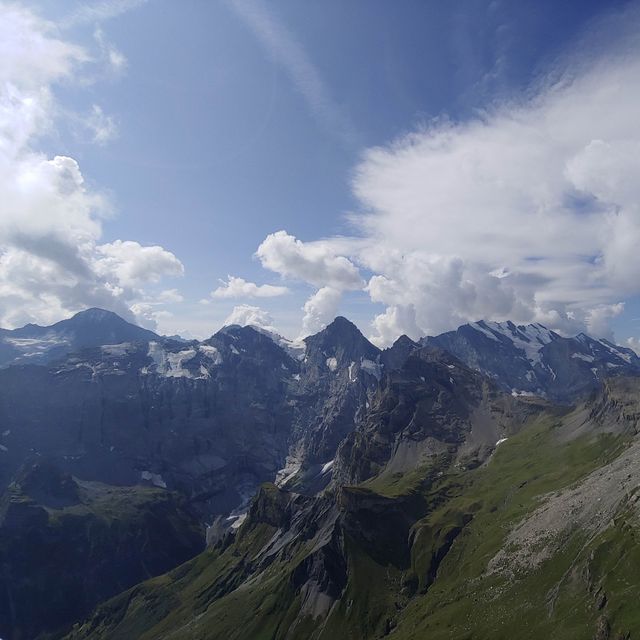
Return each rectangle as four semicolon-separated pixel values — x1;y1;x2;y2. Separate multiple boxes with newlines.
2;0;640;349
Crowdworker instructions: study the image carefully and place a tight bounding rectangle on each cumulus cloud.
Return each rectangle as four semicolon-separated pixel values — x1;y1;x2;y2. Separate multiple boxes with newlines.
0;3;183;329
243;8;640;345
300;286;342;337
94;240;184;288
339;8;640;344
223;304;277;332
211;275;289;299
585;303;625;341
626;337;640;356
256;230;362;290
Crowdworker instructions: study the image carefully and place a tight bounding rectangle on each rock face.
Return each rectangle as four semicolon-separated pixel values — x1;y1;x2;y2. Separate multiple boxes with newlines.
64;381;640;640
0;460;204;640
1;311;638;521
277;317;383;493
0;324;298;516
425;320;640;401
1;308;640;639
333;345;539;486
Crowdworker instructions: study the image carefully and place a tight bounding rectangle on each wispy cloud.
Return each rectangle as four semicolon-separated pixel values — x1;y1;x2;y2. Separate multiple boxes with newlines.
227;0;360;148
60;0;148;29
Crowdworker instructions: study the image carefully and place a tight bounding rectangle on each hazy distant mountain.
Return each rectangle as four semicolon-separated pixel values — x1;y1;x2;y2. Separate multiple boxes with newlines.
0;308;160;367
425;319;640;401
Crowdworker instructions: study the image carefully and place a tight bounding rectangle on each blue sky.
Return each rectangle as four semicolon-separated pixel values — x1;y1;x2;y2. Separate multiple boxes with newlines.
2;0;640;348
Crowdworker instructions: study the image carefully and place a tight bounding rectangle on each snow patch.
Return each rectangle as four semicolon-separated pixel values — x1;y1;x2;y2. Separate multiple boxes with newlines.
472;321;500;342
276;457;302;487
101;343;132;356
326;357;338;372
599;339;633;364
320;459;334;475
140;471;167;488
165;349;197;378
511;389;537;397
5;334;68;358
361;358;382;380
226;513;247;530
199;344;223;364
572;352;594;363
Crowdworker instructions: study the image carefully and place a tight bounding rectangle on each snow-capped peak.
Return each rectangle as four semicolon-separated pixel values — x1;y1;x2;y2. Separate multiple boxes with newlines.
470;321;558;364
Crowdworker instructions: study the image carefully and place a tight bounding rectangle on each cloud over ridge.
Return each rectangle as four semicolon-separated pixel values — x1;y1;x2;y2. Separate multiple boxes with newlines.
0;2;183;330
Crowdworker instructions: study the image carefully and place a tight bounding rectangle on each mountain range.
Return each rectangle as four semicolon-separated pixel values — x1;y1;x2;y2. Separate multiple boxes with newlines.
1;308;639;639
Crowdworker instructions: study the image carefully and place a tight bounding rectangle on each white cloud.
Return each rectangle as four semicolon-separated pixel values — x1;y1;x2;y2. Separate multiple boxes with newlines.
242;7;640;345
94;240;184;288
626;337;640;356
0;3;183;330
256;230;362;290
223;304;276;332
227;0;357;146
93;27;127;75
83;104;118;144
0;5;87;91
300;286;341;337
337;8;640;345
157;288;184;303
585;303;625;340
211;275;289;299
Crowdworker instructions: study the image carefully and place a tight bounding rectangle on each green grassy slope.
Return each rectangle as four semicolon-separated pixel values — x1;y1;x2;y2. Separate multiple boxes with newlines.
66;408;640;640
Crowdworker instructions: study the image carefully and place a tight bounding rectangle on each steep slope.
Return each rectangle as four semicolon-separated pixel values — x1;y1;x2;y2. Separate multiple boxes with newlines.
0;324;298;516
0;308;160;367
0;315;382;517
333;345;541;486
0;460;204;640
425;320;640;401
276;317;382;492
65;379;640;640
5;310;640;640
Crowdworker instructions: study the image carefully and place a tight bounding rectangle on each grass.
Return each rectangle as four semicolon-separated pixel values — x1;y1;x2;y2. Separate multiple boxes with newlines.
65;409;637;640
389;414;631;639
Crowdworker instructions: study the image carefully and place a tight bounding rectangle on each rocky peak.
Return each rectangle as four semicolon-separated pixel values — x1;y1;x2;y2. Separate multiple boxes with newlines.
425;320;640;401
0;307;161;368
381;334;420;370
209;324;298;369
51;308;159;345
304;316;380;369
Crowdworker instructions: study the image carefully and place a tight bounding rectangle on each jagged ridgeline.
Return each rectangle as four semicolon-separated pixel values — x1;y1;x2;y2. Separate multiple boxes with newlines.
0;309;639;639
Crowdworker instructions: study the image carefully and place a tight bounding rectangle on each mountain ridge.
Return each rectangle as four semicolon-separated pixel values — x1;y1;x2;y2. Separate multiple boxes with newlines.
2;308;640;639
